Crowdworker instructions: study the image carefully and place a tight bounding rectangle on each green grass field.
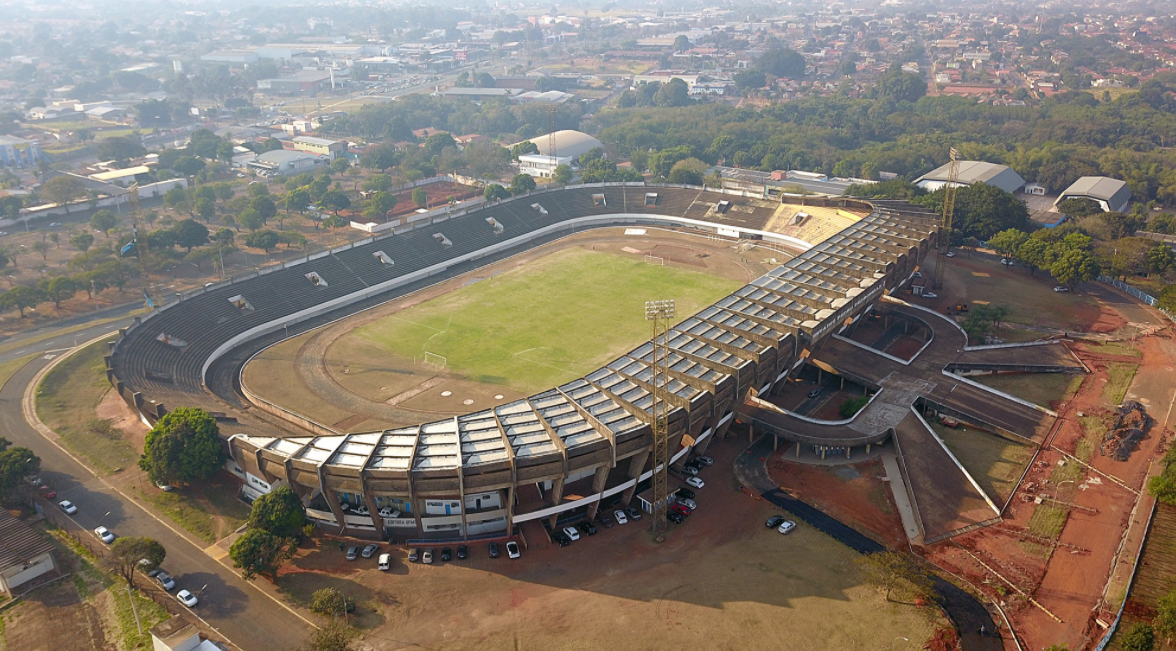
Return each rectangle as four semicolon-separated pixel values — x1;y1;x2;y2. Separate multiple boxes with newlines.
346;248;742;393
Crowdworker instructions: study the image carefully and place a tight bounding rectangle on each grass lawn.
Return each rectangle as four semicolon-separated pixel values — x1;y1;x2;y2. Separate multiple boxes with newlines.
0;353;35;390
944;259;1099;330
1104;363;1139;405
346;248;742;393
133;471;250;544
1028;503;1069;539
975;372;1084;408
1087;341;1142;358
36;341;138;475
935;423;1033;504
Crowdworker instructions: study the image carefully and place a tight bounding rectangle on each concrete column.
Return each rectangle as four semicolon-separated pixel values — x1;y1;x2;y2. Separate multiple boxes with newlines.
820;447;826;460
866;443;871;454
749;423;755;443
362;480;383;539
840;377;845;391
545;477;565;530
620;451;649;506
324;490;348;535
585;466;610;521
846;447;851;460
795;442;801;458
773;435;779;451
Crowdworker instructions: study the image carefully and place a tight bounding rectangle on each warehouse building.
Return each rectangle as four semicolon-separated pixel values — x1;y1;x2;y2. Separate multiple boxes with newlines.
915;161;1025;194
1054;176;1132;213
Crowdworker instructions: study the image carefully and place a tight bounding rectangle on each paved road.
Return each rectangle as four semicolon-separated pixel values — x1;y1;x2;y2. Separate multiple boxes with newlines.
0;303;142;365
0;354;312;650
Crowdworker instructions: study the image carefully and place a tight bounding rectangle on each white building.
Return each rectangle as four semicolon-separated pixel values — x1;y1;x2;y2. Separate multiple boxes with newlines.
522;130;603;160
915;161;1025;194
518;153;574;178
0;511;57;596
150;617;221;651
248;150;325;176
1055;177;1132;213
0;135;44;168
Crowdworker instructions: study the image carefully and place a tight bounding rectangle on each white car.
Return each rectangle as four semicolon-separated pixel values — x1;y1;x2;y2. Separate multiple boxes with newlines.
378;553;391;571
58;500;77;515
1053;286;1070;293
677;498;697;511
506;541;521;559
777;520;797;535
378;507;400;518
945;251;956;258
94;526;115;544
922;292;938;299
613;509;629;525
685;477;705;489
561;526;580;541
176;589;198;607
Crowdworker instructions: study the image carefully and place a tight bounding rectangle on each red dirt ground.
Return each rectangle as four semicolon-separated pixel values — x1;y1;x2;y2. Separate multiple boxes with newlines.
922;330;1174;651
767;455;910;549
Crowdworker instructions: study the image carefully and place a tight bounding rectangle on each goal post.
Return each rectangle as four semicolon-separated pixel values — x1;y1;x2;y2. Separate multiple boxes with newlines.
422;351;448;369
644;254;665;265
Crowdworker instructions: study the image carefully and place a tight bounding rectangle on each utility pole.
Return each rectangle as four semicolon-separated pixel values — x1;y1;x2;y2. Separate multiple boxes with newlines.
933;147;960;290
645;299;675;536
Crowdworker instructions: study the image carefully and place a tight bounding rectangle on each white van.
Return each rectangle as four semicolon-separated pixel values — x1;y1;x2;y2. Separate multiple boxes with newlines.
378;553;391;571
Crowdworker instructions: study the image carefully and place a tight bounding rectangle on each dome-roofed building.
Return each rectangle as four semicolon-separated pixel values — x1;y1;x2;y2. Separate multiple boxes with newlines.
524;130;603;160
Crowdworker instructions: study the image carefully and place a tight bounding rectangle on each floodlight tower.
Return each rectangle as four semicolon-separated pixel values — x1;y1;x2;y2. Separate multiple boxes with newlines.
546;104;558;160
645;299;675;535
125;183;155;307
933;147;960;290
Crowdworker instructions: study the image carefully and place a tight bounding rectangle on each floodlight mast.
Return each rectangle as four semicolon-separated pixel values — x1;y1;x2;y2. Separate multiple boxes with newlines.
645;299;675;535
933;147;960;289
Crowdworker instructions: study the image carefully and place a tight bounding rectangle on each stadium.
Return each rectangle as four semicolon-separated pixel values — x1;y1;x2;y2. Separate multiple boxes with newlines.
103;183;1053;545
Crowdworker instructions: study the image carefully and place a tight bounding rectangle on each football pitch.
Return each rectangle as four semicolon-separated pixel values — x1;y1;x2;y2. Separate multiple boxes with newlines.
343;248;742;394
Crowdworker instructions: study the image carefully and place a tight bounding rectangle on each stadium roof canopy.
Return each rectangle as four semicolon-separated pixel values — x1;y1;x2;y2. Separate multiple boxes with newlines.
1054;176;1131;213
525;130;604;160
914;161;1025;194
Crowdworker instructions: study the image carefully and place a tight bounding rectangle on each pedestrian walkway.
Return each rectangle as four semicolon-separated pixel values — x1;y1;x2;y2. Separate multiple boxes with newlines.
880;446;923;542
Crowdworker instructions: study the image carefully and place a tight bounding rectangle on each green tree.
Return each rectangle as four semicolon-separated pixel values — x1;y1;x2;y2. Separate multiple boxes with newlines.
41;175;85;212
250;196;278;223
1016;238;1051;275
297;620;358;651
484;184;510;201
109;536;166;585
171;219;209;251
734;69;767;90
317;190;351;216
138;407;226;486
238;208;264;232
756;47;807;78
552;164;573;185
838;396;870;418
1153;587;1176;646
229;529;295;582
988;229;1029;258
70;232;95;252
1120;623;1155;651
171;156;206;176
31;240;48;261
311;587;356;617
0;438;39;499
654;78;691;107
330;158;351;174
195;197;216;223
244;230;281;253
284;188;311;215
364;191;397;222
90;210;120;236
247;485;307;538
95;137;147;166
423;132;456;156
916;183;1029;241
673;35;691;53
854;551;934;603
1147;244;1175;275
1050;249;1100;289
0;286;46;317
1056;197;1104;218
509;174;537;195
510;141;540;160
362;175;392;193
877;63;927;103
411;187;428;208
38;276;77;309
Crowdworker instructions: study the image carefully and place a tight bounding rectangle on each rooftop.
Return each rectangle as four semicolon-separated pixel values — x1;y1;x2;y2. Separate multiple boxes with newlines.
0;511;55;573
1060;176;1129;201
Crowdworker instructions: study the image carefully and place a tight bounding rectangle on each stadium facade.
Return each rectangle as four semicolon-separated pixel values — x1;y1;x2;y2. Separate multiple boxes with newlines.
107;185;940;540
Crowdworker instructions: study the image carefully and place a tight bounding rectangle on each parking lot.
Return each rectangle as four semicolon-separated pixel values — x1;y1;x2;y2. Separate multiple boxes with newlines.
284;436;944;650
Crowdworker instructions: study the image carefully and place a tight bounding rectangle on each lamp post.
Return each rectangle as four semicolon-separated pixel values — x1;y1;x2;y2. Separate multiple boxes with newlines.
1054;479;1075;503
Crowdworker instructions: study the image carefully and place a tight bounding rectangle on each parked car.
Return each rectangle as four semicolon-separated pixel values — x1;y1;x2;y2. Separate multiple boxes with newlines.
922;292;938;299
552;531;570;547
625;507;643;521
361;544;379;559
456;545;468;560
680;465;699;477
562;526;580;541
597;513;614;528
613;510;629;525
695;456;713;467
912;271;922;278
408;548;419;563
58;500;77;515
156;572;175;591
346;546;359;561
506;541;521;559
676;488;696;500
38;485;57;499
766;515;786;528
176;589;198;607
807;388;821;399
156;483;176;492
422;548;434;564
488;542;500;558
94;526;115;544
378;553;391;571
353;505;370;516
686;477;705;489
577;521;597;536
669;503;691;517
945;251;956;258
677;498;697;511
1053;286;1070;293
440;547;452;562
777;520;797;535
378;507;400;518
667;511;685;524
